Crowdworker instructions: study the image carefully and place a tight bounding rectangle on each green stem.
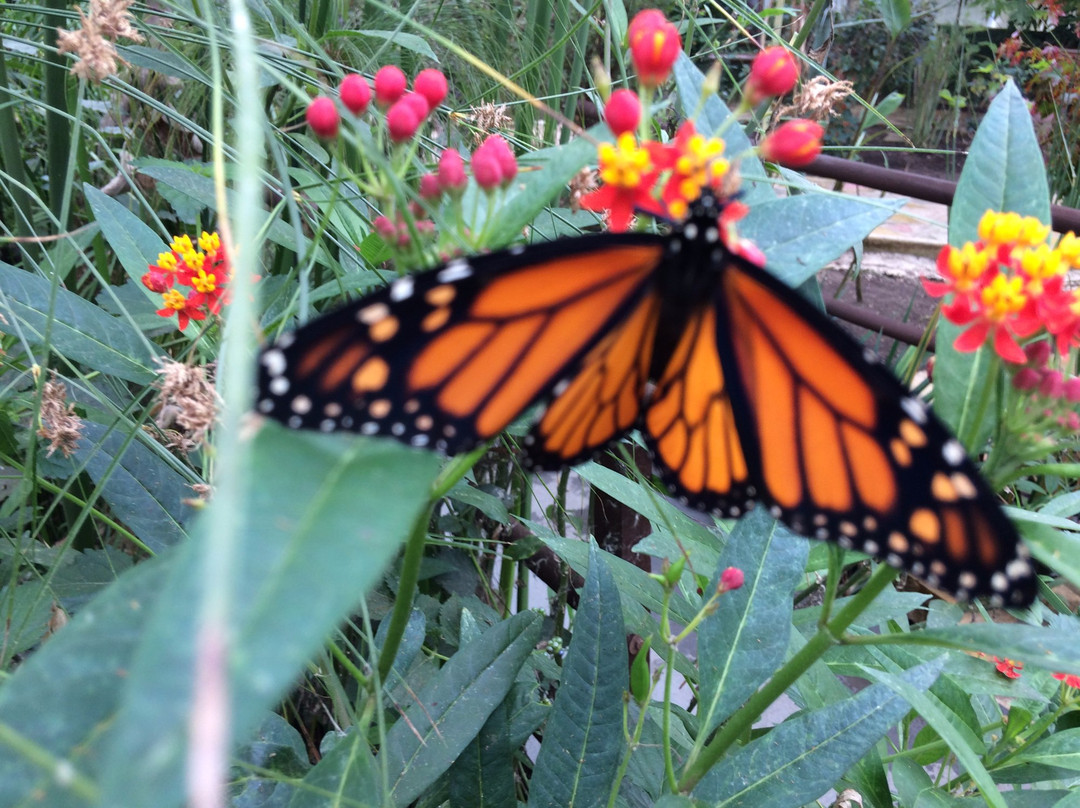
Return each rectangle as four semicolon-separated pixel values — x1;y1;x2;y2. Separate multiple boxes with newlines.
0;720;99;802
0;49;32;238
43;0;71;230
376;500;434;683
792;0;832;51
677;564;899;792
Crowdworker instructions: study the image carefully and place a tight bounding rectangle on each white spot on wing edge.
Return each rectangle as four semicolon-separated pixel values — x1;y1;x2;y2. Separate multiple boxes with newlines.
438;259;472;283
900;396;928;424
261;348;287;376
389;277;415;301
942;439;966;467
268;377;290;396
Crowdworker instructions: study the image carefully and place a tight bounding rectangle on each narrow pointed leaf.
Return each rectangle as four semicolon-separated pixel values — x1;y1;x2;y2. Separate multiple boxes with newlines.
697;509;807;736
385;609;542;807
528;544;626;808
0;262;159;383
693;657;946;806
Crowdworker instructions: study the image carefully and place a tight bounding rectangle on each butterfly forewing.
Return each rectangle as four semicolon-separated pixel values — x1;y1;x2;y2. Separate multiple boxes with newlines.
258;238;664;456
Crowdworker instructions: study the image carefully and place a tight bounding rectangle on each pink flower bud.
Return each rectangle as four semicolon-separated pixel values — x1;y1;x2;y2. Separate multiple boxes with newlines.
386;100;421;142
759;119;824;168
1012;367;1041;391
745;46;799;104
419;172;442;200
1039;369;1065;398
1065;376;1080;403
719;566;744;592
605;89;642;136
399;91;431;120
339;74;371;115
627;10;681;88
438;149;468;194
477;134;517;187
413;68;448;111
305;96;339;139
1024;339;1052;368
374;65;407;107
471;142;503;191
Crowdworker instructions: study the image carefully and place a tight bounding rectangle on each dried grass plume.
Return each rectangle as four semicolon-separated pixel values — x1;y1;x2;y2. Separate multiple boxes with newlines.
38;374;83;458
153;359;220;453
56;0;144;83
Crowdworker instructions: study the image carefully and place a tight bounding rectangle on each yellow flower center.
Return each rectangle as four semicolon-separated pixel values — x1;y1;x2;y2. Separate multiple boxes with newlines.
597;133;652;189
156;252;178;270
161;289;186;310
980;274;1026;321
191;268;218;293
170;234;194;255
199;231;221;252
946;243;991;291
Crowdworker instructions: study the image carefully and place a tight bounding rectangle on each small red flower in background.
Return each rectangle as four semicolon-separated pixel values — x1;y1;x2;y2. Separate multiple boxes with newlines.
745;46;800;105
759;119;823;168
305;96;339;139
627;9;681;88
652;121;728;219
994;656;1023;679
1053;672;1080;689
145;231;234;332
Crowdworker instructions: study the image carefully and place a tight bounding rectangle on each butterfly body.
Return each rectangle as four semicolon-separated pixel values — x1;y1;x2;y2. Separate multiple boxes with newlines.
257;191;1037;607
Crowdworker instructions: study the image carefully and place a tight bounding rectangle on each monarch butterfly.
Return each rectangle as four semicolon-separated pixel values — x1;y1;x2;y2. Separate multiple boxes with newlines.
256;189;1037;607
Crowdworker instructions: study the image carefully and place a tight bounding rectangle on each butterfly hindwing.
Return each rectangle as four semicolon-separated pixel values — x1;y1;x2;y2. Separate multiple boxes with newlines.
258;237;665;456
712;254;1037;605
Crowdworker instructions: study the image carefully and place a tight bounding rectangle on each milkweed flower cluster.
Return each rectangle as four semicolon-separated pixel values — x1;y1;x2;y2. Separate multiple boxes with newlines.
143;232;231;332
304;66;520;258
582;15;821;231
923;212;1080;363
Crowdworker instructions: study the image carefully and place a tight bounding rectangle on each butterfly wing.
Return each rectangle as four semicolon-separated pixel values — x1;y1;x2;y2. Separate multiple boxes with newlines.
257;237;666;457
709;254;1036;606
643;302;758;513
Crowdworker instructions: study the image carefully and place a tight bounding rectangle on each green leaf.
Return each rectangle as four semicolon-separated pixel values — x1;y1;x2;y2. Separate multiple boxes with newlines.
448;699;516;808
50;547;135;612
96;430;440;807
0;262;160;384
864;664;1005;808
288;728;381;808
693;657;947;806
934;80;1050;439
695;510;807;737
528;543;626;808
744;195;905;287
385;609;542;807
327;29;439;62
0;555;171;807
880;0;911;37
0;580;55;659
905;622;1080;675
85;185;169;297
61;422;194;553
234;712;309;807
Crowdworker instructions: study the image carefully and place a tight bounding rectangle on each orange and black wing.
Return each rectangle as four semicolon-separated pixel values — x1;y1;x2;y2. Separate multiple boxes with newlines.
257;236;666;460
701;254;1036;606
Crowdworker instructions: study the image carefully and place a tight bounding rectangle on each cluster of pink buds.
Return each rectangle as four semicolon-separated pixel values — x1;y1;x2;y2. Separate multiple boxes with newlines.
1009;339;1080;432
305;66;448;144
